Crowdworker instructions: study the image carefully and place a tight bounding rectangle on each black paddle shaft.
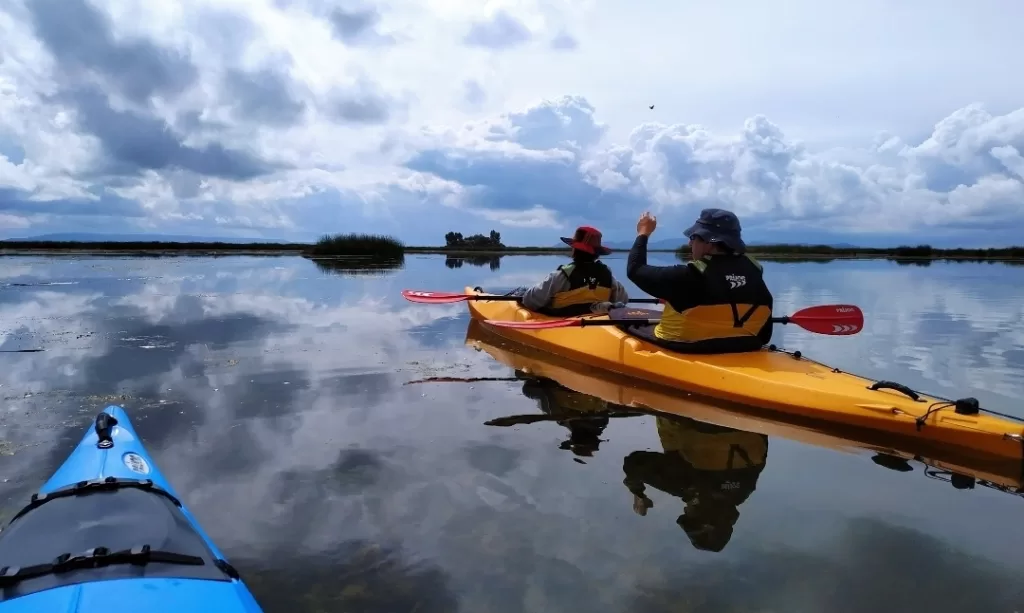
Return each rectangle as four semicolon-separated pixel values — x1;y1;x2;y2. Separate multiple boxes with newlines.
480;295;661;303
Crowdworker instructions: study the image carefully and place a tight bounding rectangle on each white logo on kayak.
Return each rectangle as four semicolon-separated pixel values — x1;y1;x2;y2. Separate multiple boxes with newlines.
122;452;150;475
725;274;746;289
832;324;860;333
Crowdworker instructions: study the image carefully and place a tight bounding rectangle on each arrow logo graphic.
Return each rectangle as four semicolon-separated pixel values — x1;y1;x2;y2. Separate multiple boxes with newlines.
725;274;747;289
832;324;860;333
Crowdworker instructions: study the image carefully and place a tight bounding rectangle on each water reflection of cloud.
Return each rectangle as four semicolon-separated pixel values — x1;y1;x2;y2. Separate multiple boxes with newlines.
1;255;1023;612
0;290;108;389
0;262;39;281
0;260;469;509
766;265;1024;405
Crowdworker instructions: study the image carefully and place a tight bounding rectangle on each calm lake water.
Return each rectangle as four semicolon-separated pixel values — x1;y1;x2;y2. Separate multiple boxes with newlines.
1;252;1023;612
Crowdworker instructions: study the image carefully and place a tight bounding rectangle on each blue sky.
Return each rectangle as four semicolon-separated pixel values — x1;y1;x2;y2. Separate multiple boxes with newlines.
2;0;1024;247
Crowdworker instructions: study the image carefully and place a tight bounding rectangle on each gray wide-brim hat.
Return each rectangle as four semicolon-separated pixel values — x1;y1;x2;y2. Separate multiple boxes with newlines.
683;208;746;253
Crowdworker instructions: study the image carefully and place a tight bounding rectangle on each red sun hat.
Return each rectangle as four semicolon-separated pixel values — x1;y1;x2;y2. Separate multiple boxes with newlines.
560;226;613;255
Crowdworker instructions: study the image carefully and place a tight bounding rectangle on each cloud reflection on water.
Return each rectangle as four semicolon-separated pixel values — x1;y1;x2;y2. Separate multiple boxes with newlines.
0;254;1022;612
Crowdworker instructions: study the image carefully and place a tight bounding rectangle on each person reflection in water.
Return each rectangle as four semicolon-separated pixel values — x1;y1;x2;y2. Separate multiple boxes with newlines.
622;415;768;552
516;371;625;457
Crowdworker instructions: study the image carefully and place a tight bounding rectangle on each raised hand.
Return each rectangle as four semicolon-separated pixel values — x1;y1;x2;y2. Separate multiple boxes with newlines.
636;211;657;237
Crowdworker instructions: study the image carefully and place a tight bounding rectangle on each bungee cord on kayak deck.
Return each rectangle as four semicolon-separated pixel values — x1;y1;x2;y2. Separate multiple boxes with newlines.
914;401;959;430
0;546;208;588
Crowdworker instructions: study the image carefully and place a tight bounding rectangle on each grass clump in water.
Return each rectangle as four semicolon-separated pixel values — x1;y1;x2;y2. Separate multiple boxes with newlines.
309;233;405;257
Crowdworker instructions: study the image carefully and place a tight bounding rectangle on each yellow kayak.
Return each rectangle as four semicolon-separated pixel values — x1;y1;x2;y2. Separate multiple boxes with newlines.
464;319;1024;493
463;286;1024;463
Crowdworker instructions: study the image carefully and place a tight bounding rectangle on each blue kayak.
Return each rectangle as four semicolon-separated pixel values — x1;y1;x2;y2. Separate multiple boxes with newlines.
0;406;263;612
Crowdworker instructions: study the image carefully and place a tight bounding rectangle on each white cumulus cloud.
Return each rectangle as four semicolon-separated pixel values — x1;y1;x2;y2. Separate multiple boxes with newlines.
0;0;1022;247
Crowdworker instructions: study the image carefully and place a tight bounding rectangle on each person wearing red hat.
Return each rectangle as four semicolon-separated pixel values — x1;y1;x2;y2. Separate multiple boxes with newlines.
519;225;629;316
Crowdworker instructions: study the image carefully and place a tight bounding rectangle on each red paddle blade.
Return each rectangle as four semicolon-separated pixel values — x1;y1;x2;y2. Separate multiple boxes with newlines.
788;304;864;335
484;318;584;330
401;290;470;303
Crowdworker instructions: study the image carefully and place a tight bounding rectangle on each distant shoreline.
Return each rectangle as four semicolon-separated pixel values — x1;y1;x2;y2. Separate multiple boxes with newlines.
1;241;1022;261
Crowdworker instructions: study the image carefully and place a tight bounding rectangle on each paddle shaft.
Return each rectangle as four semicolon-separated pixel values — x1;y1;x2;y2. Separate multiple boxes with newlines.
566;316;806;327
482;303;864;335
401;289;662;304
471;295;661;304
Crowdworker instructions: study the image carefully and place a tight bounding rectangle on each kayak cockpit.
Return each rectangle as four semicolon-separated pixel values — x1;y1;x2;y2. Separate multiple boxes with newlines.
0;477;236;602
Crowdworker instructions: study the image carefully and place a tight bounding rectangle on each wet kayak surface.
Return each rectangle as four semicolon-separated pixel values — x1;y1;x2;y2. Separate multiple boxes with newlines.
0;253;1022;613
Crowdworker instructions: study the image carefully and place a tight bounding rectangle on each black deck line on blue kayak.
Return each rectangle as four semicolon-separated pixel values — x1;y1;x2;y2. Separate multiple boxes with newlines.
0;545;206;588
6;477;183;526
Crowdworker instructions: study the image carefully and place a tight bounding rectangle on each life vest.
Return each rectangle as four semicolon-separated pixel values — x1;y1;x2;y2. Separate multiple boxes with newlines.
546;387;611;414
656;416;768;472
654;253;773;353
542;261;614;316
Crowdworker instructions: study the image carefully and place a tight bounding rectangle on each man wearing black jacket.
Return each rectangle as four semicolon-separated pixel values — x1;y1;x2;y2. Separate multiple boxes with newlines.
624;208;774;354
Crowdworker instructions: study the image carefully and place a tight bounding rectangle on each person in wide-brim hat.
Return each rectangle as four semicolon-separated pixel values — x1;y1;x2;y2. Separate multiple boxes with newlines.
514;225;628;316
623;207;775;354
559;225;614;255
681;208;747;253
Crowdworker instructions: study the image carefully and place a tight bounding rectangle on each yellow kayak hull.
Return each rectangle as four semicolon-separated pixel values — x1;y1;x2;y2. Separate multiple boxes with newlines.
464;286;1024;463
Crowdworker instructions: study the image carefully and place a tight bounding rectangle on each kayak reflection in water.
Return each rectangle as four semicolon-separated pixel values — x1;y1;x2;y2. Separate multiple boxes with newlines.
623;415;768;553
516;370;633;457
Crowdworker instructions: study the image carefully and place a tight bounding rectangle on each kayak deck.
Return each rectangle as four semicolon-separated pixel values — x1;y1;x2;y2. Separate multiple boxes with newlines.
464;286;1024;461
0;406;263;612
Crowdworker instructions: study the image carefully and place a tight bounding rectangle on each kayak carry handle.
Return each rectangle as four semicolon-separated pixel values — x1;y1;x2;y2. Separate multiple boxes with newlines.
94;412;118;449
867;380;923;402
